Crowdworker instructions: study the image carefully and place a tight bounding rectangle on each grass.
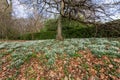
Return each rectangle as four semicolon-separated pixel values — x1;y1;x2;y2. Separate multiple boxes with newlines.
0;38;120;80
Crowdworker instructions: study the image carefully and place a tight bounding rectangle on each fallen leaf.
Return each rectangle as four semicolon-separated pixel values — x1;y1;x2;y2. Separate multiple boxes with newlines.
117;69;120;73
90;68;97;75
113;59;120;63
49;71;56;77
64;76;68;80
100;68;104;73
100;73;105;79
108;64;113;68
89;76;96;80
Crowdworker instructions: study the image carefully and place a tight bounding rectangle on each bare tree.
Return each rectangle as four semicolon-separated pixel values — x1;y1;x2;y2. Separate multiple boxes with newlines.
13;15;44;38
39;0;120;40
15;0;120;40
0;0;15;39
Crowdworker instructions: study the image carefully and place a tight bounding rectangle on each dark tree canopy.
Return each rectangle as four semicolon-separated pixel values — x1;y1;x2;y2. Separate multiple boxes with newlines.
34;0;120;23
4;0;119;23
16;0;120;40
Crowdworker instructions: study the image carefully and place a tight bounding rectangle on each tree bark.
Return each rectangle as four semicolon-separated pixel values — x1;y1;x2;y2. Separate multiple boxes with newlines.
56;16;63;40
56;0;64;40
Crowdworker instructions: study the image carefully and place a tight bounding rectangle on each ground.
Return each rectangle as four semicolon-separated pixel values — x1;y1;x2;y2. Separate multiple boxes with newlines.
0;38;120;80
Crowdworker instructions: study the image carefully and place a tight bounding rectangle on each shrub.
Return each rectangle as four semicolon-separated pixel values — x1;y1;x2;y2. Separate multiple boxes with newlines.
19;18;120;40
19;31;56;40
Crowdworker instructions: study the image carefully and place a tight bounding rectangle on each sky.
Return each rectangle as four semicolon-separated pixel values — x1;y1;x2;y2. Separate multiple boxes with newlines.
12;0;33;18
12;0;120;21
93;0;120;21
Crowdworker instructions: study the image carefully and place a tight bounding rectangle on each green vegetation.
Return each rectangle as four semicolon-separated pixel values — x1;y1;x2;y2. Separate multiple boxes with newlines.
19;18;120;40
0;39;119;68
19;31;56;40
0;1;119;79
0;38;120;79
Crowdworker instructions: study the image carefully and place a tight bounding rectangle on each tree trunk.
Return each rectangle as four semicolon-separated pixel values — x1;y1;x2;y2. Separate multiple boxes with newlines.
56;0;64;40
56;16;63;40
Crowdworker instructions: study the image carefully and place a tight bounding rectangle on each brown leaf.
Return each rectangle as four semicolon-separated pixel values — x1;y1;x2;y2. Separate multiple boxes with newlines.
108;64;113;68
36;75;40;80
64;76;68;80
3;67;7;71
117;69;120;73
100;68;105;73
90;68;97;75
100;73;105;79
49;71;56;77
21;78;26;80
76;77;81;80
109;74;116;80
89;76;96;80
113;58;120;63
